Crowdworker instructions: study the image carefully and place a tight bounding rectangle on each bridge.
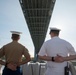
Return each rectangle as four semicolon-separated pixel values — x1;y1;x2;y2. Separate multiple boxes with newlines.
18;1;76;75
19;0;56;61
0;0;76;75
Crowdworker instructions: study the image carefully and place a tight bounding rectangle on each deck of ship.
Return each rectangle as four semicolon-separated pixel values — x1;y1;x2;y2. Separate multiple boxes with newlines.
0;61;76;75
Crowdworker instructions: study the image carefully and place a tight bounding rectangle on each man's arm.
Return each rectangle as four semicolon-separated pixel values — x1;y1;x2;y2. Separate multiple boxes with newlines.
0;59;6;65
38;54;76;63
54;54;76;63
38;55;76;63
18;50;31;66
38;55;65;62
63;55;76;61
19;54;31;66
38;55;52;61
0;47;5;65
6;50;31;71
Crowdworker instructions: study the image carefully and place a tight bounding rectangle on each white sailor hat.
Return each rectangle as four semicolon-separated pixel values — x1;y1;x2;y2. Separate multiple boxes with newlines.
50;27;61;31
10;31;22;35
49;27;61;33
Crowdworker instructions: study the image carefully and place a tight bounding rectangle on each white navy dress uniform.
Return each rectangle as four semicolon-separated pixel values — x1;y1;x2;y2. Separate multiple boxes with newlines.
38;28;76;75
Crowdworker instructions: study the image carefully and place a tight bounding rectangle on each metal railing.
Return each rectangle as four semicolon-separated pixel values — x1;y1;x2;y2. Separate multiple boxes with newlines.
68;61;76;75
22;61;76;75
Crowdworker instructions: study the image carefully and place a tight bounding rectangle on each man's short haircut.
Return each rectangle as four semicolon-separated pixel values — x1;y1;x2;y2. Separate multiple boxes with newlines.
50;30;60;35
12;34;20;40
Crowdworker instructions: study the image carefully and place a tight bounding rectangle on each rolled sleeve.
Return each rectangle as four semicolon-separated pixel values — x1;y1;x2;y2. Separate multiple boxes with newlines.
23;47;30;56
69;46;76;55
0;46;5;58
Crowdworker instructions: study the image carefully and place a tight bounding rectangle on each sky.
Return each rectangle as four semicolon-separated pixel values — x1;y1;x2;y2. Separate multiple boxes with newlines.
0;0;76;57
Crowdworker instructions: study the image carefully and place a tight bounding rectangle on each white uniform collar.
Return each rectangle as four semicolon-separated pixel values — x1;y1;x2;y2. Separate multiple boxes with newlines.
51;36;59;39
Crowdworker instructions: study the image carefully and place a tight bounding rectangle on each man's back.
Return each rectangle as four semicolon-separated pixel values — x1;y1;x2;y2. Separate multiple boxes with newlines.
0;41;28;64
45;36;72;57
39;36;75;71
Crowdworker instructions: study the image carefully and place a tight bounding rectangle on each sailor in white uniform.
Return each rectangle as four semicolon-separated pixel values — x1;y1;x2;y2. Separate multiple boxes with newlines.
38;27;76;75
